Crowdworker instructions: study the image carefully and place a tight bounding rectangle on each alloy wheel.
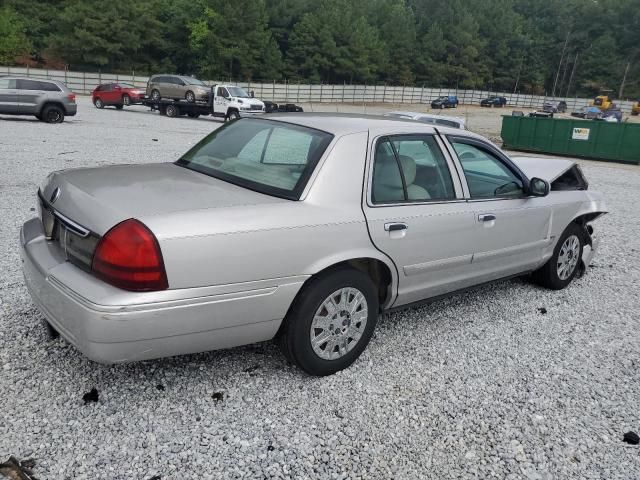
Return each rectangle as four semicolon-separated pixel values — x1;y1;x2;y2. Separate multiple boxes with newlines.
557;234;580;280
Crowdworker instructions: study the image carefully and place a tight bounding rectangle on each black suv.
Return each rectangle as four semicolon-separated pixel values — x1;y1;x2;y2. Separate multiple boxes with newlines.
480;96;508;107
430;95;459;109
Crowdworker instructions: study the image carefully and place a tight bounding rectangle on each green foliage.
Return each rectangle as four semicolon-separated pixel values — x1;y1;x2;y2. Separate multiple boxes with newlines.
0;7;31;64
3;0;640;97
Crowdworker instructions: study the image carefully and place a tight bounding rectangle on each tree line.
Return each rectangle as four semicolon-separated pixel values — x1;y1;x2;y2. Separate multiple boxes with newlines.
1;0;639;98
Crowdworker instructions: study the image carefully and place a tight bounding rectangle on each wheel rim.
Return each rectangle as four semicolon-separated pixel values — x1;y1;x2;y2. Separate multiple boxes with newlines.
310;287;368;361
152;90;160;101
96;99;102;108
557;234;580;280
187;92;195;102
123;95;130;105
47;109;61;122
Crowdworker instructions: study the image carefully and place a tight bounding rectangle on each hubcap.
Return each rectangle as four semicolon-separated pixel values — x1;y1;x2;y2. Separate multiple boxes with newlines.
310;287;368;361
557;234;580;280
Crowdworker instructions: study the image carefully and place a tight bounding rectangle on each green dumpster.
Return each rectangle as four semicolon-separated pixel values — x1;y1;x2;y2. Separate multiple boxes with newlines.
501;116;640;165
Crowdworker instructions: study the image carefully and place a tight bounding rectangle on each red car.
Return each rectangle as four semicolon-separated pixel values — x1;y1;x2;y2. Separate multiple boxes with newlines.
91;82;146;109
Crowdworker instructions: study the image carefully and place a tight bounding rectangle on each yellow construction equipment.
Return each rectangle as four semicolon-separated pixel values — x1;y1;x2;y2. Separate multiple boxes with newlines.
592;95;613;111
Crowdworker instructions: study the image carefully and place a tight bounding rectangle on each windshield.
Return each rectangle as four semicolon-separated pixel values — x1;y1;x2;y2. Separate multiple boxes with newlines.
119;83;135;89
176;119;334;200
185;78;206;86
227;86;250;98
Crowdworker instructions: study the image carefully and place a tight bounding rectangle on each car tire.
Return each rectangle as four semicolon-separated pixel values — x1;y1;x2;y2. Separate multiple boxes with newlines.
532;223;584;290
122;94;131;106
227;110;240;121
278;267;379;376
187;112;200;118
94;98;104;109
185;91;196;103
165;104;179;117
151;89;161;102
41;105;64;124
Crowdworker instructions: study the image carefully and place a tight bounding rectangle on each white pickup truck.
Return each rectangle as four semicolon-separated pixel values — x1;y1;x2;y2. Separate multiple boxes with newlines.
143;84;266;120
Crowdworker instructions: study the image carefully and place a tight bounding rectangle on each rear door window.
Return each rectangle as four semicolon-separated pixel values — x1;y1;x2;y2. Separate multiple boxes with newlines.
0;79;16;89
39;82;61;92
372;135;455;203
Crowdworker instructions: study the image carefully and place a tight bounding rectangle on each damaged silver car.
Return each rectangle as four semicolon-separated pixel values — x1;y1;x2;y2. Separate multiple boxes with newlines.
20;114;607;375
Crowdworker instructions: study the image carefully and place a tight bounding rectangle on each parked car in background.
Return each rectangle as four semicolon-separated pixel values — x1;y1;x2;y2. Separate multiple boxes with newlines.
480;96;508;107
631;101;639;116
264;101;304;113
542;101;567;113
0;76;76;123
570;106;602;120
22;114;606;375
430;95;458;109
599;106;622;123
92;83;146;109
146;74;209;103
384;111;466;129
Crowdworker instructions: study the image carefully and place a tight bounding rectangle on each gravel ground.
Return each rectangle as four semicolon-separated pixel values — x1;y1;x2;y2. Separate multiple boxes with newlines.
1;97;639;479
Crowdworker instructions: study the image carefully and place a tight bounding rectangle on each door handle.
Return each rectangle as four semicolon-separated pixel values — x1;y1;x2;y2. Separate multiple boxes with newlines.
478;214;496;222
384;222;408;232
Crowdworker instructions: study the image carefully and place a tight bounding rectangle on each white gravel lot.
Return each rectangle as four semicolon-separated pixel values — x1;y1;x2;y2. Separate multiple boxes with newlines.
1;97;639;479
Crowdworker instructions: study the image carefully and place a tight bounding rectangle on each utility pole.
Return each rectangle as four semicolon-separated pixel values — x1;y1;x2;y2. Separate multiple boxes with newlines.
619;61;631;99
565;52;579;97
552;31;571;97
513;54;525;94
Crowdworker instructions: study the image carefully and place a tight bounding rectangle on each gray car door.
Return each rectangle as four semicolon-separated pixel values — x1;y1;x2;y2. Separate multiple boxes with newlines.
17;79;44;114
445;136;552;280
363;129;481;307
0;78;18;114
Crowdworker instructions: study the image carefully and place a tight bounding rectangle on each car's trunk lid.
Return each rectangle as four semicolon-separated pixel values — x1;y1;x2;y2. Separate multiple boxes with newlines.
40;162;286;236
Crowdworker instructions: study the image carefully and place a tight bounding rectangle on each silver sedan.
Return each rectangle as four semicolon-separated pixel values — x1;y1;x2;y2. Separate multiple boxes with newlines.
20;114;607;375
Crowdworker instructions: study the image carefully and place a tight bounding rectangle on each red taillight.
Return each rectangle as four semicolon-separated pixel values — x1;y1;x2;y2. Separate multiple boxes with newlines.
68;93;76;102
92;219;168;291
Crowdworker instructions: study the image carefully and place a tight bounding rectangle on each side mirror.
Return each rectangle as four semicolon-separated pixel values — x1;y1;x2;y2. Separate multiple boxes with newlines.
529;177;550;197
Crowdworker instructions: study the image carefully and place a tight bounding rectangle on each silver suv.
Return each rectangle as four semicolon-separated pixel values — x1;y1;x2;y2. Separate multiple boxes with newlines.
146;74;210;103
0;76;77;123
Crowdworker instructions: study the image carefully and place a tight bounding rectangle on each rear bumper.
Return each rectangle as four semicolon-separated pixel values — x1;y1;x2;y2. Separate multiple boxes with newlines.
20;217;305;363
65;104;77;116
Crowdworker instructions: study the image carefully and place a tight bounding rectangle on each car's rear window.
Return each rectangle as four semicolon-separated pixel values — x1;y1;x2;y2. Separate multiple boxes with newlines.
176;118;334;200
